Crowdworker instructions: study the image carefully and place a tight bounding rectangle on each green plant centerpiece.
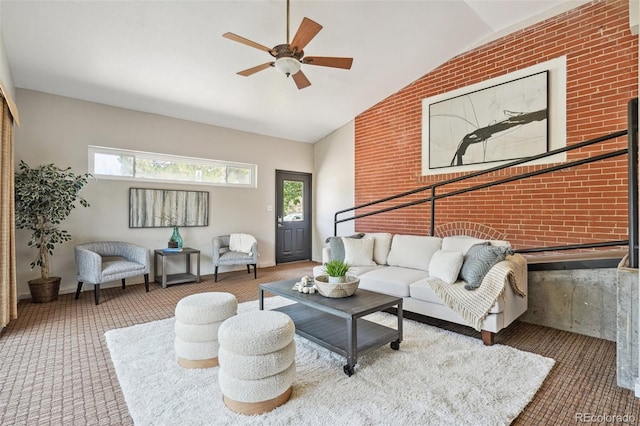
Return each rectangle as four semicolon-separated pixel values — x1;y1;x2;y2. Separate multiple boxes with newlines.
315;259;360;298
324;259;350;283
14;160;92;303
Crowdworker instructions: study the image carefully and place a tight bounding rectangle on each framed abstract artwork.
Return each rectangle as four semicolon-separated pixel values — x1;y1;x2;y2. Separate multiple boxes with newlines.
424;70;549;173
129;188;209;228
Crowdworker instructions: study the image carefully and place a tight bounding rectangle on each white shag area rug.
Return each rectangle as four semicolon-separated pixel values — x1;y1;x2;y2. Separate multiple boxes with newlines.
105;296;554;426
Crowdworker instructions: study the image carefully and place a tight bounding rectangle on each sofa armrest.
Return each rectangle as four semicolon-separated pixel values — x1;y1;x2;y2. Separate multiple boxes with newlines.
212;236;228;264
249;242;259;262
74;247;103;284
483;253;527;298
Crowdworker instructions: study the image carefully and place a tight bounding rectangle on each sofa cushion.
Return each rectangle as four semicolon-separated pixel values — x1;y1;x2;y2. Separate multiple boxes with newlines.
409;278;504;313
358;266;429;297
460;243;513;290
386;235;442;272
428;250;464;284
342;236;376;266
364;232;393;265
327;233;365;262
410;278;454;304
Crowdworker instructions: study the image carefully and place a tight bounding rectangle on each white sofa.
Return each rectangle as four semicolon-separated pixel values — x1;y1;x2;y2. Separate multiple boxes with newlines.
313;233;528;345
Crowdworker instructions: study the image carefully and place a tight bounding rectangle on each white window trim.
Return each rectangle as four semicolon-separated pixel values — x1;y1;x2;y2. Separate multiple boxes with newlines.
88;145;257;188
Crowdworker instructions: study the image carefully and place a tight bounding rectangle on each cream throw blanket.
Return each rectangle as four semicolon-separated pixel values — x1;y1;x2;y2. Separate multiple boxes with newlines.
425;254;527;331
229;233;256;255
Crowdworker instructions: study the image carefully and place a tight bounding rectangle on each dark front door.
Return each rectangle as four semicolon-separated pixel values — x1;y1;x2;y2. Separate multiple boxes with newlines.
276;170;312;263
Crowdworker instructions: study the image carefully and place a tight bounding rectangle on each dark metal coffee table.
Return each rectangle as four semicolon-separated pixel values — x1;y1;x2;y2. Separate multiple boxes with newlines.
259;279;403;376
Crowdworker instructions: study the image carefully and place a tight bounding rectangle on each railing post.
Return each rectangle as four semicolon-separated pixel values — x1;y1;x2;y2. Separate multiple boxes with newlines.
430;187;436;236
628;98;638;268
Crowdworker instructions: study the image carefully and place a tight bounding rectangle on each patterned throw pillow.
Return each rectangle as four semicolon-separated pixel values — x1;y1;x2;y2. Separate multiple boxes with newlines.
460;243;514;290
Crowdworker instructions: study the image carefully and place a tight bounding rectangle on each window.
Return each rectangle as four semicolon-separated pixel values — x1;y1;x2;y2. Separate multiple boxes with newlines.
282;179;304;221
88;146;257;188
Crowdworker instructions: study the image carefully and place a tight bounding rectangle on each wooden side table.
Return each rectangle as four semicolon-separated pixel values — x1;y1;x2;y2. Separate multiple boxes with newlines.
154;247;201;288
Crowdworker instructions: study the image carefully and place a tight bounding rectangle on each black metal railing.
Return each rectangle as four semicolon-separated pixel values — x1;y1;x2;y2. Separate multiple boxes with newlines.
333;98;639;268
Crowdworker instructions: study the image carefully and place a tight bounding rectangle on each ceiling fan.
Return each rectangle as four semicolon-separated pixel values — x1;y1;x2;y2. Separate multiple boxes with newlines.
223;0;353;90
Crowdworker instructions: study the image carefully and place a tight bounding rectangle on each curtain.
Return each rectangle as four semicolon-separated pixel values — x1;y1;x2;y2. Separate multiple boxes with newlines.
0;95;17;328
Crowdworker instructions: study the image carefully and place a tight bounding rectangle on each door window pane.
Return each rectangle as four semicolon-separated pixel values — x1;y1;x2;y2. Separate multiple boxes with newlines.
283;180;303;221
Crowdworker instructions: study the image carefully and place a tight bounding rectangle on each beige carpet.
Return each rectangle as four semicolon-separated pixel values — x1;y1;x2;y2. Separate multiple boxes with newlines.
1;261;639;425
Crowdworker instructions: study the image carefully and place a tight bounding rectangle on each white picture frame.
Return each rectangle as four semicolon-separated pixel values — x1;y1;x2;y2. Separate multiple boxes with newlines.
422;56;567;176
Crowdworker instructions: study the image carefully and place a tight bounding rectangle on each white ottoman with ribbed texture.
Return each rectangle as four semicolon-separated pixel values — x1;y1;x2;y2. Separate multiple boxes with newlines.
174;292;237;369
218;310;296;415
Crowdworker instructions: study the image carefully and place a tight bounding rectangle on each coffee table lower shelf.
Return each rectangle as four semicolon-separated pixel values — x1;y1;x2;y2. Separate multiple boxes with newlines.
273;303;400;375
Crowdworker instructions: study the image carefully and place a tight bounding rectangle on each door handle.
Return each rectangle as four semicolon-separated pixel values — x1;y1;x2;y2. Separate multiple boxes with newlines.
278;223;283;228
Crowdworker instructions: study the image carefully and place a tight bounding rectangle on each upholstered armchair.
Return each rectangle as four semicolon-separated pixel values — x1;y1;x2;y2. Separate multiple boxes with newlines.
212;234;258;282
74;241;150;305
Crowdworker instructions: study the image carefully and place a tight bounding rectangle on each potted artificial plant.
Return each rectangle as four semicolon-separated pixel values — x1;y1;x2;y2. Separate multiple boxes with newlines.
324;259;350;284
14;160;92;303
315;260;360;298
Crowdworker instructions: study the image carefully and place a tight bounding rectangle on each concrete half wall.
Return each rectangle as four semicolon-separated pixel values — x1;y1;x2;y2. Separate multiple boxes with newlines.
522;268;618;341
617;261;639;390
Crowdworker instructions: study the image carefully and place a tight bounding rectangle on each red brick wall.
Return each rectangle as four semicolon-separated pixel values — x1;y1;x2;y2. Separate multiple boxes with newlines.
353;0;638;250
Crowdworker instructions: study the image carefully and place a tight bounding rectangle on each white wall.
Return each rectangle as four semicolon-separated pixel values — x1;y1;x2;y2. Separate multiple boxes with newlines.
14;89;314;298
312;120;355;262
0;14;16;101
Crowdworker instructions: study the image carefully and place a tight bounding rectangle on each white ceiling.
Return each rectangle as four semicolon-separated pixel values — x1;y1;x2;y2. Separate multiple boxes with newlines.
1;0;588;143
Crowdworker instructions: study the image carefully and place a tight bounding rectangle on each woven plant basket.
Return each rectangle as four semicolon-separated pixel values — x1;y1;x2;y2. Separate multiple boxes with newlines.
28;277;61;303
314;275;359;298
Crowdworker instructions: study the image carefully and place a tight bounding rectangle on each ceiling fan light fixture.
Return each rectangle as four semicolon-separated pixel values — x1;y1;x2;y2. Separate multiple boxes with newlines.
223;0;352;89
275;57;301;77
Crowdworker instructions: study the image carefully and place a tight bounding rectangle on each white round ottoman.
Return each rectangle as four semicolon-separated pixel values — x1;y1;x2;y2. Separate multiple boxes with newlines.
218;310;296;415
174;292;237;369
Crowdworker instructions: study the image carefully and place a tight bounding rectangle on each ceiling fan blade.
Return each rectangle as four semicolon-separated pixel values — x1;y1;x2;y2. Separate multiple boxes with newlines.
292;70;311;90
302;56;353;70
290;18;322;53
237;62;274;77
223;32;273;53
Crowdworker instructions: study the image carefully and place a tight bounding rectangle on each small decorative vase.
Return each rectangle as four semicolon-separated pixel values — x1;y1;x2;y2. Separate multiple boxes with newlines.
169;226;183;249
328;276;346;284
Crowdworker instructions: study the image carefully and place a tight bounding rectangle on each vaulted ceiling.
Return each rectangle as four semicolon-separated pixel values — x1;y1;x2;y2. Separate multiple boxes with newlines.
1;1;588;143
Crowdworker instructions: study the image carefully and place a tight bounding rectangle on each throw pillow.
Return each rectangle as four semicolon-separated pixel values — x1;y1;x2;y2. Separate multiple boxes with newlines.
428;250;464;284
327;233;365;262
460;243;514;290
364;232;393;265
342;236;376;266
386;235;442;272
